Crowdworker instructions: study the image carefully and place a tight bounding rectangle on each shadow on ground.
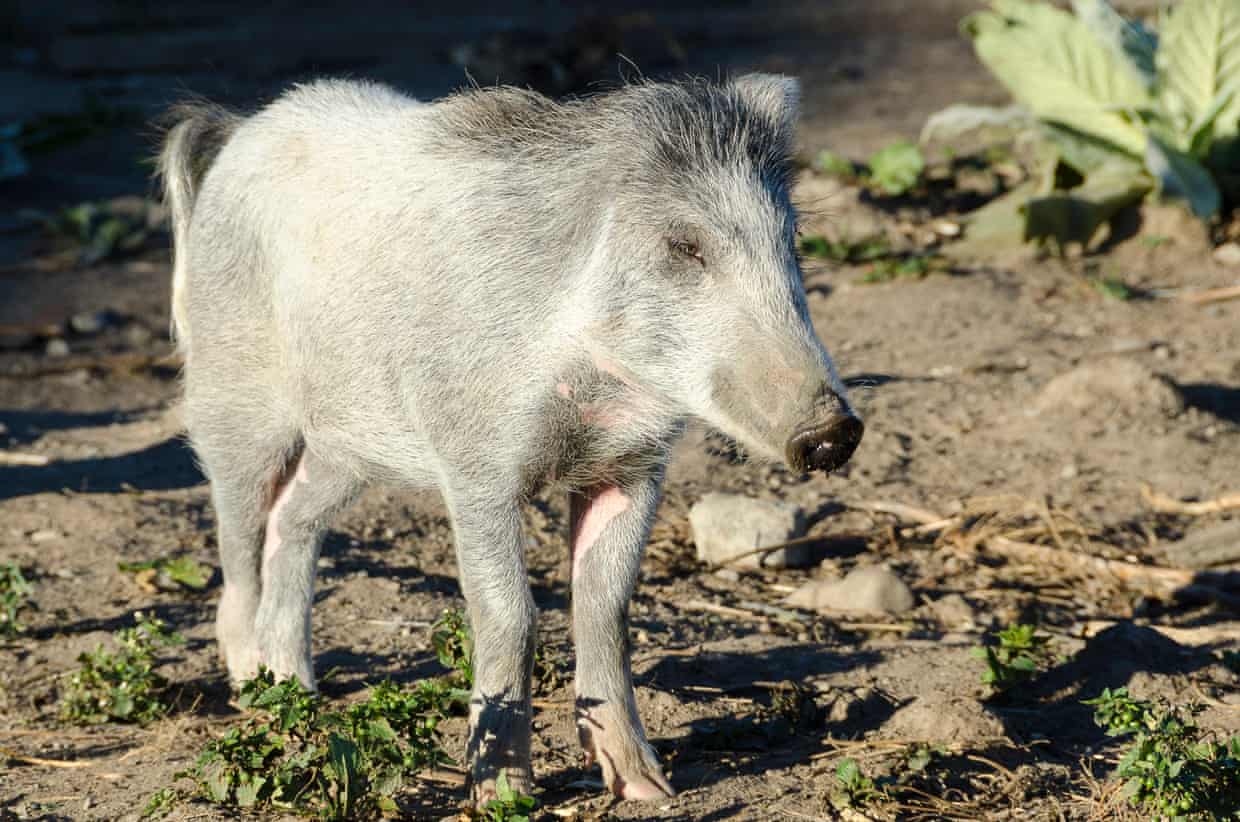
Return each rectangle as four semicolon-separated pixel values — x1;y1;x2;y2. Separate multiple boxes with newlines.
0;435;202;499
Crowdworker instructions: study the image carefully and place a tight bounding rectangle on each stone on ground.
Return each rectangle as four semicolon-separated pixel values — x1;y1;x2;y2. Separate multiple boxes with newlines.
688;492;808;569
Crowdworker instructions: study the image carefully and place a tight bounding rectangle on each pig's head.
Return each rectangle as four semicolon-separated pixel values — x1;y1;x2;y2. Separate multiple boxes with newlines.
585;74;862;474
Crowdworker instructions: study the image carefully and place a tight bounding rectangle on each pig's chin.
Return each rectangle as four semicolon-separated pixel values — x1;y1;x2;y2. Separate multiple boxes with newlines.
705;419;785;467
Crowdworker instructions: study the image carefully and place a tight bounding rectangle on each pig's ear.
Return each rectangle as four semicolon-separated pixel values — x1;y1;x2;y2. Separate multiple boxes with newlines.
731;73;800;132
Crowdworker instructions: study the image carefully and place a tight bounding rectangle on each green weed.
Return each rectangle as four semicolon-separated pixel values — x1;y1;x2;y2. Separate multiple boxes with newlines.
60;612;183;724
179;668;455;820
1085;687;1240;819
118;555;212;591
477;772;537;822
31;200;153;265
432;607;474;687
867;141;926;195
799;233;890;263
829;757;886;811
972;623;1054;692
0;562;34;637
860;254;939;284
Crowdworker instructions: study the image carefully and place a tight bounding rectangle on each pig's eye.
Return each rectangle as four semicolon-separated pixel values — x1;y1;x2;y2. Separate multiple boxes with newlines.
668;238;705;266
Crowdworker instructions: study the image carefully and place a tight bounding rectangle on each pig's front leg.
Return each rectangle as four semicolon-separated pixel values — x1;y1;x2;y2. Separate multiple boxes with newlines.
570;472;674;800
446;493;536;805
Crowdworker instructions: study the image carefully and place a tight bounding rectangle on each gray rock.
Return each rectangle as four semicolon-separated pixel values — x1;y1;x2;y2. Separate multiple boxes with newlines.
45;338;70;357
688;492;808;569
884;694;1005;743
784;565;916;613
1032;360;1184;419
1212;242;1240;266
926;592;976;629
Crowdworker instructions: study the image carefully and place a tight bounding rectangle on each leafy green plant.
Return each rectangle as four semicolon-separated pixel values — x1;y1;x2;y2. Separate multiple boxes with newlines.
813;148;857;178
812;142;927;196
971;623;1054;691
478;772;537;822
799;232;891;263
432;607;474;687
176;668;454;820
118;555;212;592
924;0;1240;252
0;562;34;637
29;200;154;265
867;141;927;195
829;757;886;810
60;612;183;724
860;254;943;284
1084;687;1240;818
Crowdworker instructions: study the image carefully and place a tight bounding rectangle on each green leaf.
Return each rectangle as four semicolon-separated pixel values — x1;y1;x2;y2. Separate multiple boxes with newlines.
1157;0;1240;143
867;141;924;195
813;149;855;177
203;762;232;803
1146;135;1222;216
965;0;1153;157
1073;0;1157;90
163;557;210;590
235;774;266;807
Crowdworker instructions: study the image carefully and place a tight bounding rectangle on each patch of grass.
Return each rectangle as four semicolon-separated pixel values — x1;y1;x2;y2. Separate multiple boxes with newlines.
829;757;886;811
60;612;183;724
432;607;474;688
174;668;457;820
972;623;1054;692
118;555;212;592
0;562;34;637
859;254;938;284
1085;687;1240;819
477;772;537;822
799;232;891;263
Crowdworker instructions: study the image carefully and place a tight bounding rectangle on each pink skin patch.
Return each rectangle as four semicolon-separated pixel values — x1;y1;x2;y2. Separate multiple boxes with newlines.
262;456;310;582
570;484;630;581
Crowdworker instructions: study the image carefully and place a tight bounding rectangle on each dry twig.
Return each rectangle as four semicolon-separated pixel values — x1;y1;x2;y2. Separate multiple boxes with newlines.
1140;483;1240;516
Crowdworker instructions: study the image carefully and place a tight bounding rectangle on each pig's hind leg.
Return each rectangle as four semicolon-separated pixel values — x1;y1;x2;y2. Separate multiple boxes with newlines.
253;447;362;688
570;474;675;800
188;416;299;686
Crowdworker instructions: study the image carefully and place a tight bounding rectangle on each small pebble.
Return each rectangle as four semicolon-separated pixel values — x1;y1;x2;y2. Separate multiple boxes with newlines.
122;322;152;346
45;338;70;357
69;310;110;335
1212;242;1240;266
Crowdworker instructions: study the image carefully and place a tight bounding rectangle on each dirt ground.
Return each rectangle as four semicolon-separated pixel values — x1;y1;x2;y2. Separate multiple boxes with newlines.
3;2;1240;821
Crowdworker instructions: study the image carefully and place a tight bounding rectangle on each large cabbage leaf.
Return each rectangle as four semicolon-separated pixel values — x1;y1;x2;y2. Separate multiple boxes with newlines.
1158;0;1240;145
966;0;1153;157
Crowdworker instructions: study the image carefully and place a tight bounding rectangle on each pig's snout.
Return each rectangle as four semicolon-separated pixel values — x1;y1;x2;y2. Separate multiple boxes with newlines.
786;412;863;473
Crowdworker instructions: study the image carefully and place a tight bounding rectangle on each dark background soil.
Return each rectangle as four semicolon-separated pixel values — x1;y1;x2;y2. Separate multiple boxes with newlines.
2;2;1238;820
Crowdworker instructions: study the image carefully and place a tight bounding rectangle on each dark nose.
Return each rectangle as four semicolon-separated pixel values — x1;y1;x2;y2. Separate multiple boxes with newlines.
785;414;864;473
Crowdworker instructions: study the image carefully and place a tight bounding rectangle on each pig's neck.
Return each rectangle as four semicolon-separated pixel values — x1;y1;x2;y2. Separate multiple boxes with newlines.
537;358;681;494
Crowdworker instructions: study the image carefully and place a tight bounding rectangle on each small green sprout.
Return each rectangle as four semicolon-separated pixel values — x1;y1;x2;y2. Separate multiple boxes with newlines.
0;562;35;637
432;607;474;687
971;623;1054;692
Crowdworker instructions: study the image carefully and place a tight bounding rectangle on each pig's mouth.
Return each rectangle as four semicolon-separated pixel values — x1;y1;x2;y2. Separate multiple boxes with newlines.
785;415;864;473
